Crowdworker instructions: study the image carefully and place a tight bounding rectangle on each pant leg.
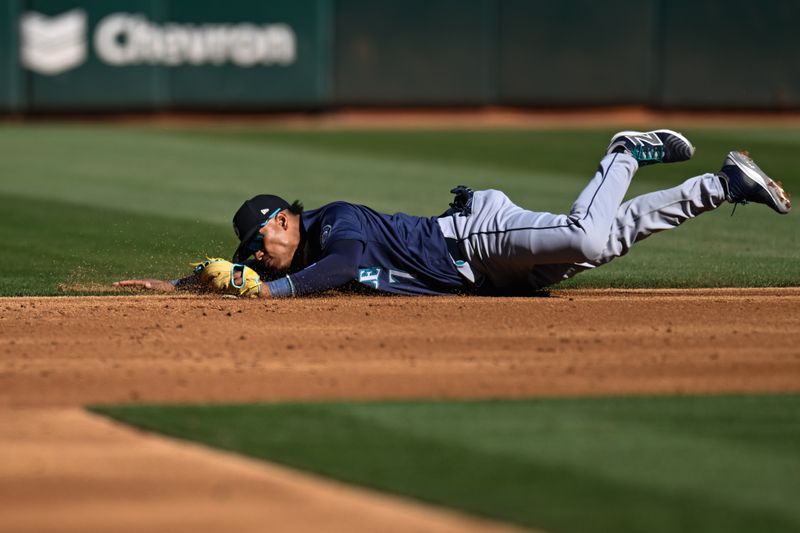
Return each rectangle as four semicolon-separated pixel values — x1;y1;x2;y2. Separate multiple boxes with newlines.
458;152;639;292
588;172;726;265
528;173;727;288
503;152;639;264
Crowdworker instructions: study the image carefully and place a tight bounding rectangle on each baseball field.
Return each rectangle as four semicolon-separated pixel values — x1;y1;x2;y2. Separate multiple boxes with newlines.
1;120;799;532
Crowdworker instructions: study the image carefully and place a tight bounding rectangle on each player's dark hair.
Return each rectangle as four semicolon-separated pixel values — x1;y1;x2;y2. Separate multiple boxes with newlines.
289;200;304;214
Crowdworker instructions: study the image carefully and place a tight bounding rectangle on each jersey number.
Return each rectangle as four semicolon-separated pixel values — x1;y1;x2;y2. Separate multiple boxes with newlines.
358;268;381;289
358;268;416;289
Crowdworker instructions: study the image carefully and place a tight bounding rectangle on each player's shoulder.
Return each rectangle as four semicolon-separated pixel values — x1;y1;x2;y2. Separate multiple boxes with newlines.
320;200;360;210
314;200;366;219
307;202;366;248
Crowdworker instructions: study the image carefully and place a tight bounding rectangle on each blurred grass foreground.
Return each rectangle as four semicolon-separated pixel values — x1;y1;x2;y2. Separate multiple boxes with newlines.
94;394;800;533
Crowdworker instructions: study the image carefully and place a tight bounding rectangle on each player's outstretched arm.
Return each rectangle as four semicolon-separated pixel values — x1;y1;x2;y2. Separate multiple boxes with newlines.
113;279;176;291
263;239;364;298
114;272;202;292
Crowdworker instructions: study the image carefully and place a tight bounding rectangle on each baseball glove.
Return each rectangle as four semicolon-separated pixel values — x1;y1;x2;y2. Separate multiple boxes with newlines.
191;258;262;298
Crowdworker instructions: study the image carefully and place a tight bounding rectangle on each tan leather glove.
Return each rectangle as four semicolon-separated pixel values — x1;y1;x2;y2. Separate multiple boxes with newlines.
191;258;261;298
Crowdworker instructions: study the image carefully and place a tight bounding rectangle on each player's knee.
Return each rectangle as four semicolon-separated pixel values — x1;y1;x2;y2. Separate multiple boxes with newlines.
572;230;606;262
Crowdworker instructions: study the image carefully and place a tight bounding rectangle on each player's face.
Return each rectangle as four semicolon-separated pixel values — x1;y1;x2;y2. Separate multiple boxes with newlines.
253;213;296;275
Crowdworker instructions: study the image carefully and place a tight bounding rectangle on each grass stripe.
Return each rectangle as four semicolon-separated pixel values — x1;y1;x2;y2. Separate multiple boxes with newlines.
92;395;800;533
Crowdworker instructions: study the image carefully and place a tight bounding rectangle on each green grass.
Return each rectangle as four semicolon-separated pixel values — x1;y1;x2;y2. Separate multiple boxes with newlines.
0;193;230;295
1;124;797;294
92;394;800;533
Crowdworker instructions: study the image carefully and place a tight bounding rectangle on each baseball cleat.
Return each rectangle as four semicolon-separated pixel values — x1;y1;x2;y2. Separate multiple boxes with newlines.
718;151;791;214
607;129;695;165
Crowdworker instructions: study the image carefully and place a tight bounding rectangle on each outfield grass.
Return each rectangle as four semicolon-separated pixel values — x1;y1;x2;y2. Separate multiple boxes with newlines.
1;124;797;295
92;394;800;533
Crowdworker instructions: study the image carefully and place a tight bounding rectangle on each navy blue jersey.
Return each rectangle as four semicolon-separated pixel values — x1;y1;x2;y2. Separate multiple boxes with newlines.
295;202;465;295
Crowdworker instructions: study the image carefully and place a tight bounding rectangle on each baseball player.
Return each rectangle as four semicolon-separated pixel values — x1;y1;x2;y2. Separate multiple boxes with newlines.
115;129;791;297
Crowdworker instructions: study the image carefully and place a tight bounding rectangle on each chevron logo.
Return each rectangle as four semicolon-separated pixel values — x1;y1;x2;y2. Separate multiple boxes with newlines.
21;10;88;76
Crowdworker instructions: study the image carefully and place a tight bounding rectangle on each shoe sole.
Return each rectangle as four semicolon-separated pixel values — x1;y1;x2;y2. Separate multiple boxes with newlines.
728;151;791;214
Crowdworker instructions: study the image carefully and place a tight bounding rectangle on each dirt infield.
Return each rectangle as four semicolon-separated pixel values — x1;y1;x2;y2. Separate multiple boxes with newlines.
20;106;800;129
3;289;799;407
2;289;799;532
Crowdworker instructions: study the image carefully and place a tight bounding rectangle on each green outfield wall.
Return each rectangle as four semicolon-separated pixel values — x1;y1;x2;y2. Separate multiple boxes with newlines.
0;0;22;111
1;0;797;112
334;0;495;105
497;0;657;106
658;0;800;109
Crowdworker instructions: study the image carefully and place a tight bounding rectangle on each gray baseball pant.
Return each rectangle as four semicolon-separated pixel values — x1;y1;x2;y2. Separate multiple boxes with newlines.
436;152;727;292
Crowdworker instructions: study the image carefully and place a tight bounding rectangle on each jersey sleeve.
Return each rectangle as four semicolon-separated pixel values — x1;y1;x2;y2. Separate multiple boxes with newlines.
267;239;364;297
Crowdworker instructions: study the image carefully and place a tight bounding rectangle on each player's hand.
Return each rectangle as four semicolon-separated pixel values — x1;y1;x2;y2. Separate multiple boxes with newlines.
113;279;176;291
231;270;271;298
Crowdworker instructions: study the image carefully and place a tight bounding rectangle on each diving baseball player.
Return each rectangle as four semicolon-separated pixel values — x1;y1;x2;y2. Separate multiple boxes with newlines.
115;129;792;297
